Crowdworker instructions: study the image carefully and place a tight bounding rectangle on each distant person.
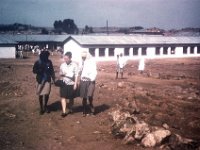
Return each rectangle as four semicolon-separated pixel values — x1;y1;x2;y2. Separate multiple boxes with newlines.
116;53;126;79
138;58;145;74
18;50;23;59
59;52;79;118
33;51;55;115
79;51;97;117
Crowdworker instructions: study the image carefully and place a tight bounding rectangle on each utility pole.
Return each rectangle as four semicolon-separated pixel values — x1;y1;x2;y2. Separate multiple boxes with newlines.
106;20;109;35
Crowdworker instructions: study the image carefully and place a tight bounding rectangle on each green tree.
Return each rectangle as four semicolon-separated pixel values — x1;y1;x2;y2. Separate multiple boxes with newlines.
53;19;79;34
41;28;49;34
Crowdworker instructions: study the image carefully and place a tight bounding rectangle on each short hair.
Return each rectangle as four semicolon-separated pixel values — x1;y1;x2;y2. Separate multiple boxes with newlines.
64;51;72;58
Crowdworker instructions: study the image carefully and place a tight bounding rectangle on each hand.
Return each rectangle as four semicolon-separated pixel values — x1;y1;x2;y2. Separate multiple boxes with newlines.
73;84;77;90
82;77;90;81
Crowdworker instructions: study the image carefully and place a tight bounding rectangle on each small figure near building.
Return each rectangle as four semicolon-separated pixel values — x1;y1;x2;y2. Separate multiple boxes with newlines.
138;58;145;74
116;53;126;79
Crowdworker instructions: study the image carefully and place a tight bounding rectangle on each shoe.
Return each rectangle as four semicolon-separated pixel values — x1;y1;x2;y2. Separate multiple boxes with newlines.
61;113;67;118
82;113;86;117
90;106;95;114
40;110;44;115
44;107;50;113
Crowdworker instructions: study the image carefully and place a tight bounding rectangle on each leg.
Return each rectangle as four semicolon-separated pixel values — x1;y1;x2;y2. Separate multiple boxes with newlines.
89;96;95;115
116;71;118;79
121;72;123;79
44;95;50;113
82;98;87;117
61;98;67;117
68;99;74;114
39;95;44;115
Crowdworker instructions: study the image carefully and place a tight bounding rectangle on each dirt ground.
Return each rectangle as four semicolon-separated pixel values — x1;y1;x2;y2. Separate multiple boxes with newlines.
0;52;200;150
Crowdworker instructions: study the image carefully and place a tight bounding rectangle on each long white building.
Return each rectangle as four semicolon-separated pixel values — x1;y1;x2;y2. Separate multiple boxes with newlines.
0;34;200;60
63;35;200;62
0;36;16;58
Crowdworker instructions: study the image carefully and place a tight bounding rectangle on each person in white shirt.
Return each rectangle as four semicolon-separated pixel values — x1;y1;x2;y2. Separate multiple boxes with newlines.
138;58;145;74
59;52;78;117
116;53;126;79
79;51;97;116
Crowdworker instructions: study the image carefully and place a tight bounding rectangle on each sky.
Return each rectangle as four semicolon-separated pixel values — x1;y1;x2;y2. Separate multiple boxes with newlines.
0;0;200;29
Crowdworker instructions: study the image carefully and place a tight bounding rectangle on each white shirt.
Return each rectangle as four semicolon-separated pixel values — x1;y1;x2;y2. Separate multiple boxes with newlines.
117;56;126;68
79;58;97;81
60;61;78;85
138;58;145;71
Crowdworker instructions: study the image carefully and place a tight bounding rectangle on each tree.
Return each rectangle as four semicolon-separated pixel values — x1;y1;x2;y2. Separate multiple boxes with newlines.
41;28;49;34
53;19;79;34
82;25;94;34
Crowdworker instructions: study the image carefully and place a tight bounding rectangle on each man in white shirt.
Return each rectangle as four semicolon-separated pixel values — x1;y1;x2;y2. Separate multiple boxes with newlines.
79;51;97;116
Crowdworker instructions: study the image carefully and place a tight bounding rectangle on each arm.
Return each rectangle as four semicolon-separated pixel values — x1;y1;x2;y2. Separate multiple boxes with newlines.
33;61;43;74
73;63;79;90
49;61;56;83
89;60;97;81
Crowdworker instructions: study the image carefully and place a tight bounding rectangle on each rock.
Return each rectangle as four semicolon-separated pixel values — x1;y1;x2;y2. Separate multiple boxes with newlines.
162;123;170;129
119;121;135;133
93;131;102;134
168;133;199;150
134;121;150;140
141;129;171;147
4;112;16;119
117;82;124;88
76;121;80;124
123;134;135;144
122;99;140;114
109;110;130;123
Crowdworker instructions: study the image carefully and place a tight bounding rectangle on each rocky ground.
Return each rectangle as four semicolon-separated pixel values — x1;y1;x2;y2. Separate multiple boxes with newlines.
0;53;200;150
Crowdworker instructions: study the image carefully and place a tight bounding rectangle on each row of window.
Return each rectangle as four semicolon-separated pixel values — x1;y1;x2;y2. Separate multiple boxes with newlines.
89;46;200;57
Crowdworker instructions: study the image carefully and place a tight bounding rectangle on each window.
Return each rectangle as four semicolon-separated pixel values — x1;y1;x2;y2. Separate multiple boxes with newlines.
190;47;194;54
89;48;95;56
155;47;160;55
171;47;175;54
108;48;114;56
183;47;187;54
99;48;105;57
133;47;138;55
124;48;130;56
197;46;200;54
163;47;168;55
142;47;147;55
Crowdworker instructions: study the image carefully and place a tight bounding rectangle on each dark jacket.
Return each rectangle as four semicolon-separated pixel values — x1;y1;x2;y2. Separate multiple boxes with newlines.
33;59;55;84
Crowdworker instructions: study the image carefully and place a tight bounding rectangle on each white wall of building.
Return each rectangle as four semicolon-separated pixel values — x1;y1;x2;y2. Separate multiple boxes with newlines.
64;40;88;63
64;39;200;62
0;46;16;58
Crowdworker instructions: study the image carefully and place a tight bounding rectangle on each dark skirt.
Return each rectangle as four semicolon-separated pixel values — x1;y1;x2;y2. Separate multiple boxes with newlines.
60;84;79;99
79;81;95;98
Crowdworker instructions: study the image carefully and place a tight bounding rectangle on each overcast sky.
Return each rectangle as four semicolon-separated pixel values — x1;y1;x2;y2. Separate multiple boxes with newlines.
0;0;200;29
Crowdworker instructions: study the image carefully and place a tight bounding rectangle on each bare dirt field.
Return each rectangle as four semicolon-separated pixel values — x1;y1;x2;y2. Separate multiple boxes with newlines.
0;53;200;150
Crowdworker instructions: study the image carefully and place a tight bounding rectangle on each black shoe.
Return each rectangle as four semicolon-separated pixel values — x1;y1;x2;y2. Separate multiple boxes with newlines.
68;109;73;114
61;113;67;118
40;110;45;115
44;107;50;113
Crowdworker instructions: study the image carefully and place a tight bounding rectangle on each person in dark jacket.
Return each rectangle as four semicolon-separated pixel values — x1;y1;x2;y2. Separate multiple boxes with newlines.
33;51;55;115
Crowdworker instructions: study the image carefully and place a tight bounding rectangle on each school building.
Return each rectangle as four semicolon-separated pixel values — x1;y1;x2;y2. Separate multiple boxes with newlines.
63;35;200;62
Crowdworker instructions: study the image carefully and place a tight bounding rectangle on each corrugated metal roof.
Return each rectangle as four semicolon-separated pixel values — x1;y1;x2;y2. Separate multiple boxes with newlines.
0;36;16;44
71;35;200;45
0;34;200;45
0;34;68;43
